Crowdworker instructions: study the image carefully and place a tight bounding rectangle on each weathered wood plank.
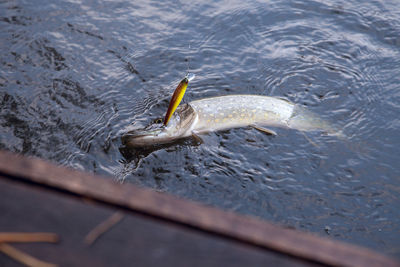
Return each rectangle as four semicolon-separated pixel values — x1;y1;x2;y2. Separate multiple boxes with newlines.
0;150;398;267
0;176;316;267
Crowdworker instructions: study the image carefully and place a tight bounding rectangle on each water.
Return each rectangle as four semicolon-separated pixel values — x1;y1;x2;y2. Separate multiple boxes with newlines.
1;0;400;258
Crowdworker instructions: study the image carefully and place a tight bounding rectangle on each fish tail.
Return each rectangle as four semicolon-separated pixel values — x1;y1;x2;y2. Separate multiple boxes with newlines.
288;105;346;138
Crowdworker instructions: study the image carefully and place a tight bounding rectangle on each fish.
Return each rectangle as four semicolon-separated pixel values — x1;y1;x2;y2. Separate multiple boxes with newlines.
122;95;342;148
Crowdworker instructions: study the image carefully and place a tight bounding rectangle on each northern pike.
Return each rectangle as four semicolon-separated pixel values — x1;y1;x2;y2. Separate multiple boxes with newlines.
122;95;341;147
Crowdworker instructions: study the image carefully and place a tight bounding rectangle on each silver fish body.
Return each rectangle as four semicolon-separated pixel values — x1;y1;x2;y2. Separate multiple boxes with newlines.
122;95;337;147
189;95;293;133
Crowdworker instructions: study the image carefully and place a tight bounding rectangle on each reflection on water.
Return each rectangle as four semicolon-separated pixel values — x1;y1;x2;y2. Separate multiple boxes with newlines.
1;0;400;258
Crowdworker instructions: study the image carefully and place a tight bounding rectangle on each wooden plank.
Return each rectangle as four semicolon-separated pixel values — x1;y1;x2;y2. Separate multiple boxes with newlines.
0;150;398;267
0;176;317;267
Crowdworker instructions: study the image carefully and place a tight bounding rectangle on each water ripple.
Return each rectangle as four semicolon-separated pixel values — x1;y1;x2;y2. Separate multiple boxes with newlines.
1;0;400;258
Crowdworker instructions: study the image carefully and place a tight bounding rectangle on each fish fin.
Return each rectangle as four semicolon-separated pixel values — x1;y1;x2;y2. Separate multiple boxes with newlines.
277;97;292;104
191;132;204;144
325;130;348;140
301;131;319;148
251;125;277;136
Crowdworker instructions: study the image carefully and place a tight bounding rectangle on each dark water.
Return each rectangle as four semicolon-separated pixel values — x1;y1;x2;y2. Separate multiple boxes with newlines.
1;0;400;258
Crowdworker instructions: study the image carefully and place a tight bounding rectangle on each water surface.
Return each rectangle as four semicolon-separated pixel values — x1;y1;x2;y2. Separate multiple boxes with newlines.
1;0;400;258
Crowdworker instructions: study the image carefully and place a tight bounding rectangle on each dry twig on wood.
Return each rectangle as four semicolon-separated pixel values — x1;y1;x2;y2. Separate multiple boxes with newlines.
0;243;57;267
0;232;59;243
84;211;124;245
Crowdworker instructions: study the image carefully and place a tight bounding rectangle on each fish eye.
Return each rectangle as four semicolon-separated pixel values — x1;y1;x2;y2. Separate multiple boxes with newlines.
154;118;163;124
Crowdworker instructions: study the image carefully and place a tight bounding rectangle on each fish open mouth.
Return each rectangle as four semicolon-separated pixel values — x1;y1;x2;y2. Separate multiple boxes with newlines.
120;123;165;147
124;128;163;138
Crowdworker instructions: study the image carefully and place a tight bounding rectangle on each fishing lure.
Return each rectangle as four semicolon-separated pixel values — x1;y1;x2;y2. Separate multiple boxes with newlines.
164;73;195;126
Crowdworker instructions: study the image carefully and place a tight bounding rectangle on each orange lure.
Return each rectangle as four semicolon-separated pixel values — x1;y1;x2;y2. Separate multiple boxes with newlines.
163;77;189;126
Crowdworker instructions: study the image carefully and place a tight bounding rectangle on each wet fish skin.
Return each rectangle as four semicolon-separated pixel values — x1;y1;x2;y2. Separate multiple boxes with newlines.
122;95;339;147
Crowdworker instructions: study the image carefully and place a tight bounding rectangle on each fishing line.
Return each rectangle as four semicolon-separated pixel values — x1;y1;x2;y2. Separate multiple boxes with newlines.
186;43;191;76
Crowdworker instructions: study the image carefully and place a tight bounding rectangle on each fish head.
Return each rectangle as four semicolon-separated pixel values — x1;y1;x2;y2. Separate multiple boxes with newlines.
122;104;196;147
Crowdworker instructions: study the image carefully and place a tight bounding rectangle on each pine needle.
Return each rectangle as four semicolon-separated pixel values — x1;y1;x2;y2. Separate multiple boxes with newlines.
0;233;59;243
0;243;57;267
84;211;124;245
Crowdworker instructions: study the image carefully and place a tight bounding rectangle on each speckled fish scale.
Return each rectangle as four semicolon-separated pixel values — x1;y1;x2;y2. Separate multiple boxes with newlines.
189;95;294;133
